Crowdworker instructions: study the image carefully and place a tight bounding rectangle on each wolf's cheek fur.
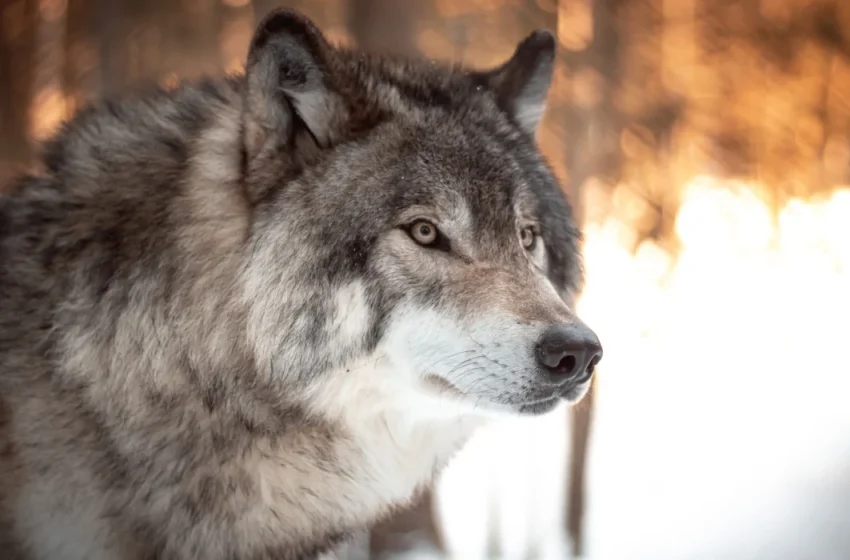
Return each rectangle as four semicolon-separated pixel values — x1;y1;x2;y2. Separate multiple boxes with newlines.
378;303;565;411
243;247;378;388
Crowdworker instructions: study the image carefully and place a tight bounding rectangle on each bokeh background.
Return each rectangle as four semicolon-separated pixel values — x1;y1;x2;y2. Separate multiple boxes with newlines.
2;0;850;559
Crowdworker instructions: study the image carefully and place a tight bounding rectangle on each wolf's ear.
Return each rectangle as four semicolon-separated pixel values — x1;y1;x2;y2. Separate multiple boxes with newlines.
243;9;346;158
484;30;556;135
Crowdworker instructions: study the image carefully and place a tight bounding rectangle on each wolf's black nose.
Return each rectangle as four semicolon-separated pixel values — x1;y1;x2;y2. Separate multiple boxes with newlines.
535;323;603;382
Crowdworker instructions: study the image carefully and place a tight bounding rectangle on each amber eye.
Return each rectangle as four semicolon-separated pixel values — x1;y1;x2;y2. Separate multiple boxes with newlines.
520;227;537;251
409;220;439;246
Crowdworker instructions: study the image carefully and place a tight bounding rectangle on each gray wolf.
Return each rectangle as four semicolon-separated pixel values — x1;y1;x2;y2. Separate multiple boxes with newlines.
0;8;602;559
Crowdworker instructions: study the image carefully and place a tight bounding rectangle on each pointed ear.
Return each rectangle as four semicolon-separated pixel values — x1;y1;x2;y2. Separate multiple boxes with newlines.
484;30;556;135
243;9;347;158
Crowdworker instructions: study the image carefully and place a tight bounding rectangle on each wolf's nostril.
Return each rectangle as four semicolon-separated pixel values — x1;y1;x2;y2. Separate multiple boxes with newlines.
535;323;603;383
556;355;577;375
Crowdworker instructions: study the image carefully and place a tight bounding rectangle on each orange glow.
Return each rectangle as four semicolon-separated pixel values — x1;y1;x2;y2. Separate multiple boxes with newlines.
159;73;180;90
435;0;516;18
38;0;66;22
579;176;850;339
557;0;592;51
29;86;67;142
220;11;254;74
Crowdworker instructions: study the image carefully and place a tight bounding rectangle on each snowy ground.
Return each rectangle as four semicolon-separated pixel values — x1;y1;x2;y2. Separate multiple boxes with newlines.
583;329;850;560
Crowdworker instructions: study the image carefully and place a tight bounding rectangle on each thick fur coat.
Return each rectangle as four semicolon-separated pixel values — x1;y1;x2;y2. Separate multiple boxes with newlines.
0;9;598;559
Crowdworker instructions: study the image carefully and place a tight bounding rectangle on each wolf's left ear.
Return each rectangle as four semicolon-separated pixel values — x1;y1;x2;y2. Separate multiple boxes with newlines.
243;9;346;158
483;30;556;135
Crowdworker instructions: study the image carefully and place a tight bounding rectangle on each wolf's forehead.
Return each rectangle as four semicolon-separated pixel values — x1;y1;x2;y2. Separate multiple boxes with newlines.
404;133;540;222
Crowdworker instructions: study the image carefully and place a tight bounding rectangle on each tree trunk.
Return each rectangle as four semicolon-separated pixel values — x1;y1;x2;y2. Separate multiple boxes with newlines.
348;0;420;57
96;0;131;96
0;0;37;186
64;0;100;115
564;0;624;555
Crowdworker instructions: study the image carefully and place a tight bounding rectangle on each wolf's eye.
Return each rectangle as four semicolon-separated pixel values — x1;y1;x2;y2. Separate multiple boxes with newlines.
409;220;438;246
404;219;452;252
520;227;537;251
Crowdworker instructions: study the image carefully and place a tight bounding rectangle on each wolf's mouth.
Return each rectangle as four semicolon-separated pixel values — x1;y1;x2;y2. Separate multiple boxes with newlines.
516;374;592;414
517;394;560;415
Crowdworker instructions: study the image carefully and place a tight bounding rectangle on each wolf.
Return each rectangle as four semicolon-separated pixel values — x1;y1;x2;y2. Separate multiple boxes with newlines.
0;8;602;560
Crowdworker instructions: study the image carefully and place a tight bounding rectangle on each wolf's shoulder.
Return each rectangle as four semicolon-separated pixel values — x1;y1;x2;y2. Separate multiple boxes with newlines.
0;79;247;306
23;77;241;199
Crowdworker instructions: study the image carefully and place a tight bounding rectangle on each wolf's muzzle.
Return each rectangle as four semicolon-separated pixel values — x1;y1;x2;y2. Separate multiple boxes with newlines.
535;322;603;385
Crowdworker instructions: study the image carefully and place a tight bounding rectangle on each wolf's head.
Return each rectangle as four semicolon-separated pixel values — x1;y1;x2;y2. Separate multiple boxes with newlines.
241;10;601;420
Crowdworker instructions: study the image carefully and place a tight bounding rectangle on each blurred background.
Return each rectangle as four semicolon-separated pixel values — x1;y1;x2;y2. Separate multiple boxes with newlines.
2;0;850;558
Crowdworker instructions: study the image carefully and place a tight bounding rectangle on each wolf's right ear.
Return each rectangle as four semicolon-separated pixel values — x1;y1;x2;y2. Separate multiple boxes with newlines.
482;30;556;136
242;9;347;160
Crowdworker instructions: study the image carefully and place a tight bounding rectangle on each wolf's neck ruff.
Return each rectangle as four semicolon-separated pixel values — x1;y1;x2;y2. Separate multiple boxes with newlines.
0;7;597;560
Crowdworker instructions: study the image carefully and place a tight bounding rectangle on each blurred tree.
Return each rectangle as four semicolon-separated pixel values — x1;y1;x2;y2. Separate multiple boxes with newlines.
0;0;37;186
151;0;224;85
96;0;134;96
348;0;421;57
64;0;100;114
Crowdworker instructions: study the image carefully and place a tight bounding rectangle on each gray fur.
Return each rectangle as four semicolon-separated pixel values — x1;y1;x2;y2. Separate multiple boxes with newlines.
0;9;595;560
